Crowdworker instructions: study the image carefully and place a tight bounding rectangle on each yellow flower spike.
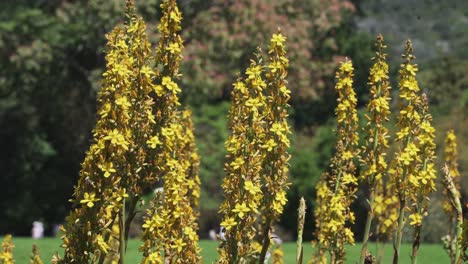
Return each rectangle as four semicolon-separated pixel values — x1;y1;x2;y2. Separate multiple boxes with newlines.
140;3;201;261
60;1;193;262
253;31;292;263
30;244;43;264
390;39;433;264
406;93;437;261
271;246;284;264
0;235;14;264
313;59;359;263
442;129;461;261
219;54;269;263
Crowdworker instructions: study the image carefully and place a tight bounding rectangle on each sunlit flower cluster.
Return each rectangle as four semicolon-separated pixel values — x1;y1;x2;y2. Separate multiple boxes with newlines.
408;94;436;227
442;129;461;262
443;129;461;215
313;60;359;263
218;57;267;263
30;244;43;264
139;1;201;263
388;40;439;263
59;1;200;263
218;33;291;263
387;40;423;263
361;34;391;184
359;34;392;259
0;235;14;264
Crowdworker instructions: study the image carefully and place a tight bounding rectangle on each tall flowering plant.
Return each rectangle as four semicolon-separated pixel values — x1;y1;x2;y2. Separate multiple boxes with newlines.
218;32;291;264
442;130;462;263
58;0;200;263
359;34;392;263
312;60;359;264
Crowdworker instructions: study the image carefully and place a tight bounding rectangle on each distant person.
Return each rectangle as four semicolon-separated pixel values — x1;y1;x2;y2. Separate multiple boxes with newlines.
32;221;44;239
209;229;217;240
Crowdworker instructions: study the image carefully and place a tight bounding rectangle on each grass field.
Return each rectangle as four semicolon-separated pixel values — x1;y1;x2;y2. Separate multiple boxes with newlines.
5;237;448;263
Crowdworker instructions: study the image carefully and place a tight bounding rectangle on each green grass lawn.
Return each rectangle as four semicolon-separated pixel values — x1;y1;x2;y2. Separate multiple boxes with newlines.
5;237;448;263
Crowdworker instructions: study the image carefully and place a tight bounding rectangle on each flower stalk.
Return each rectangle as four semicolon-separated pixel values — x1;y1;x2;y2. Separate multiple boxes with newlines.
359;34;391;264
297;197;306;264
442;164;463;264
258;31;291;264
442;129;461;263
313;60;359;264
390;40;422;264
409;94;437;264
0;235;14;264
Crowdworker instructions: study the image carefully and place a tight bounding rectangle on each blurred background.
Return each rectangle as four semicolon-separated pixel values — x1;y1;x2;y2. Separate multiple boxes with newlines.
0;0;467;243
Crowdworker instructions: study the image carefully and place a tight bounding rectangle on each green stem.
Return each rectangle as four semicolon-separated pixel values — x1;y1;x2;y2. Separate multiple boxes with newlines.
454;195;463;264
119;199;125;264
411;226;421;264
377;242;386;264
259;223;271;264
124;195;139;249
393;134;412;264
361;189;375;264
393;194;406;264
297;198;305;264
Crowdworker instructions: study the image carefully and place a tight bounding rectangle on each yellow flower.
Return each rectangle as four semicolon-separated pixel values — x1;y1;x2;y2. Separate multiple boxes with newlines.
398;152;412;165
244;180;261;195
141;65;154;77
405;64;418;76
230;157;245;170
268;61;282;73
169;9;182;23
146;252;163;264
80;192;99;208
115;96;131;110
342;151;354;160
405;142;419;157
153;84;164;96
232;202;250;218
170;238;187;253
409;213;422;226
184;226;197;241
161;76;181;93
246;65;262;80
220;217;237;230
340;61;354;72
166;42;181;54
147;136;162;149
99;162;116;178
279;85;291;98
96;235;110;254
245;97;263;108
271;33;286;47
275;190;287;206
262;139;277;151
99;103;111;118
103;129;129;150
